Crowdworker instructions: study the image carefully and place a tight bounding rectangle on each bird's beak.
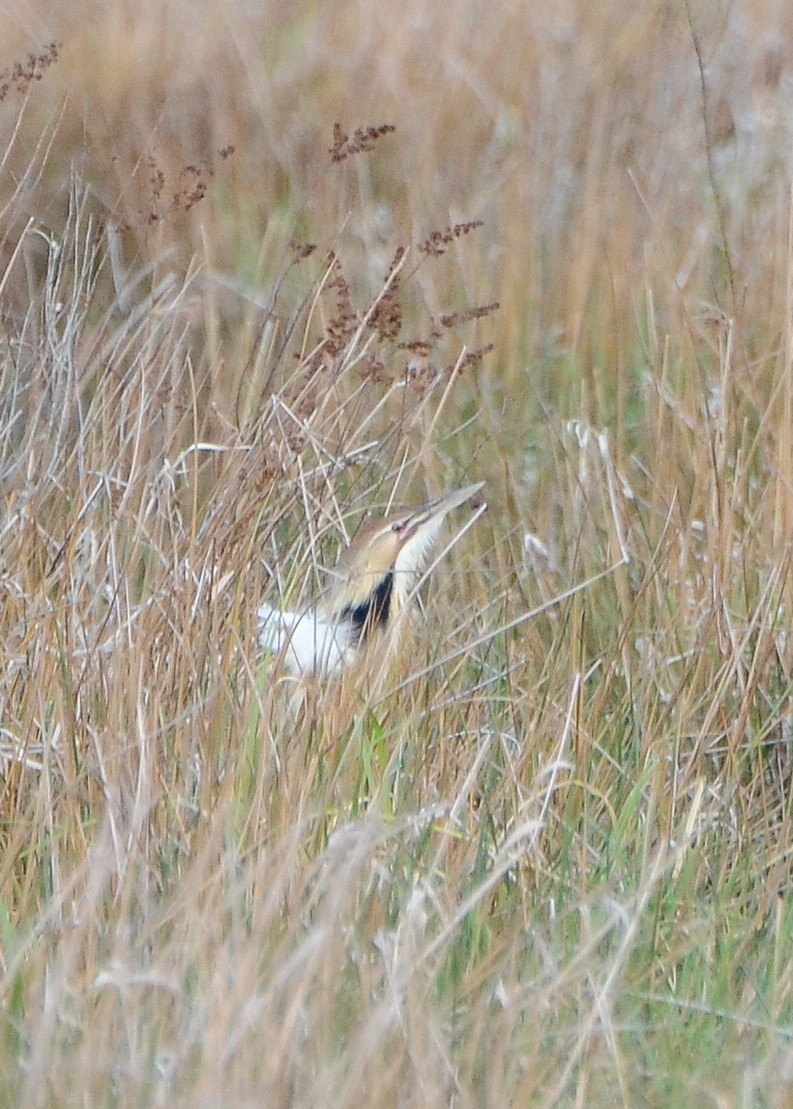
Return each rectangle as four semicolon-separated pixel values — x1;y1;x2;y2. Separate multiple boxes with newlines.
396;481;485;540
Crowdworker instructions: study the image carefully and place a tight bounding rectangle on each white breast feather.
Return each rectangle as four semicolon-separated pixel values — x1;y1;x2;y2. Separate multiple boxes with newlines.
258;603;355;677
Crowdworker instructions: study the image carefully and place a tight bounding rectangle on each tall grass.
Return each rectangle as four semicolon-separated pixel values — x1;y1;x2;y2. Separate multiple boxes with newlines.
1;1;793;1104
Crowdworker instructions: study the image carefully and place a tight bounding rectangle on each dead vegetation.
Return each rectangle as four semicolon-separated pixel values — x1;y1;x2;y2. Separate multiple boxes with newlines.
1;2;793;1104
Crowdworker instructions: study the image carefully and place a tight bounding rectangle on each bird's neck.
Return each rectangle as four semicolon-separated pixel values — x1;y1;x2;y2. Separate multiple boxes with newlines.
337;570;396;644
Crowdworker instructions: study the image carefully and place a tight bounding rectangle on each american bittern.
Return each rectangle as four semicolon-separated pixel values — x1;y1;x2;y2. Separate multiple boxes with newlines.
258;482;484;679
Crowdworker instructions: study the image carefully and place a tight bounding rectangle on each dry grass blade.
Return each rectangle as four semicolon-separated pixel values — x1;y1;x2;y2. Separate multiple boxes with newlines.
0;5;793;1106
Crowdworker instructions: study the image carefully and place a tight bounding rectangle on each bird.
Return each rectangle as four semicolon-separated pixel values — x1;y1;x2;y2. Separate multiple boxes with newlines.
258;482;484;680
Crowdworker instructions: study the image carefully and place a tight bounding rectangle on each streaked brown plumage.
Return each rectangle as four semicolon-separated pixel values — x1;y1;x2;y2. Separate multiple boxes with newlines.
259;482;484;678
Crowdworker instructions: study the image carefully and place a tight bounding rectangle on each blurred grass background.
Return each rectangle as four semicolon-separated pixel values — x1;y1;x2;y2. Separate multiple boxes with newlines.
2;0;793;1104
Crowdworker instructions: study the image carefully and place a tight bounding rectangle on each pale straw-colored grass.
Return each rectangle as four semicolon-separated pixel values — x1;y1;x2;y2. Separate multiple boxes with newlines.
1;2;793;1104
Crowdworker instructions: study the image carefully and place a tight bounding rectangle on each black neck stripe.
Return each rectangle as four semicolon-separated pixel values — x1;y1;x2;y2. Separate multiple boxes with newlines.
340;571;394;643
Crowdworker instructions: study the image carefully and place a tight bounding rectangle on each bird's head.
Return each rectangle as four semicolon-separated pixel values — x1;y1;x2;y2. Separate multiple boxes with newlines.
323;482;484;642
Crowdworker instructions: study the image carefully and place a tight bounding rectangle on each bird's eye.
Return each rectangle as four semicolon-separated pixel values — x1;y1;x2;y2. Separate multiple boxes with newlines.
392;522;402;533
